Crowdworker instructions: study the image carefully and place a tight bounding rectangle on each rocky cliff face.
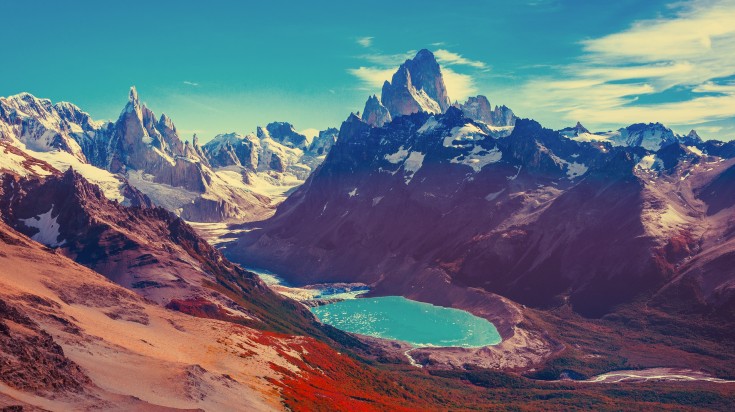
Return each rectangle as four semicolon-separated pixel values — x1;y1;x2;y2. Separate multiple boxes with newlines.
360;49;516;137
105;87;211;193
456;95;517;128
361;95;392;127
203;132;260;169
380;50;450;118
400;49;451;112
309;127;338;155
264;121;311;150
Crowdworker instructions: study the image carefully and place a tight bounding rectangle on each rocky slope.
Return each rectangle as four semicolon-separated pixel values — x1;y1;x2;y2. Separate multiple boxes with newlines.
3;218;732;411
0;219;299;410
0;166;345;340
3;219;480;411
455;95;516;129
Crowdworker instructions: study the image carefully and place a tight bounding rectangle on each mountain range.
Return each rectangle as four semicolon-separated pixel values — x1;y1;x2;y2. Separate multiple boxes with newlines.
234;49;735;319
0;88;336;222
2;48;735;410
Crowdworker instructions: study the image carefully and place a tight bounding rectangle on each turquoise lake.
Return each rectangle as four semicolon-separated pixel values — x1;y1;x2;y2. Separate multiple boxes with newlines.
310;296;501;348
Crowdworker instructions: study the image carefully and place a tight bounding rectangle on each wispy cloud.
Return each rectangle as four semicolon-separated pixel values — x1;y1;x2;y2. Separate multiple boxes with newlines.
434;49;487;69
183;81;200;87
443;68;478;102
356;36;373;48
513;0;735;133
348;66;395;89
358;50;416;66
348;47;484;101
300;128;320;139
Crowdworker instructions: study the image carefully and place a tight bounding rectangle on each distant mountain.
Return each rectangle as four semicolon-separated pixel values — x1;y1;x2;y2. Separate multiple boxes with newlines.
360;49;517;137
202;122;337;205
381;49;450;118
455;95;516;129
566;122;681;151
0;89;337;222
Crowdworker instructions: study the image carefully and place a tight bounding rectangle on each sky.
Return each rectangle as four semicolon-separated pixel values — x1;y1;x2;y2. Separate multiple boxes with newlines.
2;0;734;141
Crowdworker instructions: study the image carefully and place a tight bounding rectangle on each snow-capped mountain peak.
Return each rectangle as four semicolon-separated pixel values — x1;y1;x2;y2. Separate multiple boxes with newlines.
380;49;449;119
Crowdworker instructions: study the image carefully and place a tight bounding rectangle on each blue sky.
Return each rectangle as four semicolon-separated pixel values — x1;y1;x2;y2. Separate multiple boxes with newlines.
2;0;734;141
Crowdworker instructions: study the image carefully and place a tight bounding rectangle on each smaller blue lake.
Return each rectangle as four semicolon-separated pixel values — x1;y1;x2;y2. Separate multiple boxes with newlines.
311;296;501;348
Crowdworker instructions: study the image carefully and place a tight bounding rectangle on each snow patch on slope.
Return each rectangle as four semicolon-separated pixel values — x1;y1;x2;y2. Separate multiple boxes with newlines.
384;146;410;164
541;144;589;179
127;170;198;213
403;152;425;184
25;149;126;202
485;189;505;201
411;88;442;114
21;205;65;247
450;146;502;172
571;132;611;143
686;146;704;156
636;154;663;172
417;117;440;134
566;162;588;179
0;144;39;176
444;124;486;147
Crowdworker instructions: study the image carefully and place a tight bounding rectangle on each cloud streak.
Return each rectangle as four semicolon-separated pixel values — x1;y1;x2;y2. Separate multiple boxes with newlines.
443;68;478;102
356;37;373;48
347;66;395;89
513;0;735;134
434;49;487;69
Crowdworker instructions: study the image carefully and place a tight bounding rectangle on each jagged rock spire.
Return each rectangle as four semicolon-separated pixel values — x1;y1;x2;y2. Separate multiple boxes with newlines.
379;49;448;119
361;94;392;127
129;86;139;104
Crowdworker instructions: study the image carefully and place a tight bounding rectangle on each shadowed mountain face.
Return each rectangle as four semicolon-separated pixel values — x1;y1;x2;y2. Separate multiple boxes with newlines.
231;105;735;319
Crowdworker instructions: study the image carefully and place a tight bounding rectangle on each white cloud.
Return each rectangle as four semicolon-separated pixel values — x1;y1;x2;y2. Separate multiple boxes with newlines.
434;49;487;69
183;81;199;87
512;0;735;134
300;128;320;139
358;51;416;66
348;66;395;89
442;68;477;101
357;36;373;48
